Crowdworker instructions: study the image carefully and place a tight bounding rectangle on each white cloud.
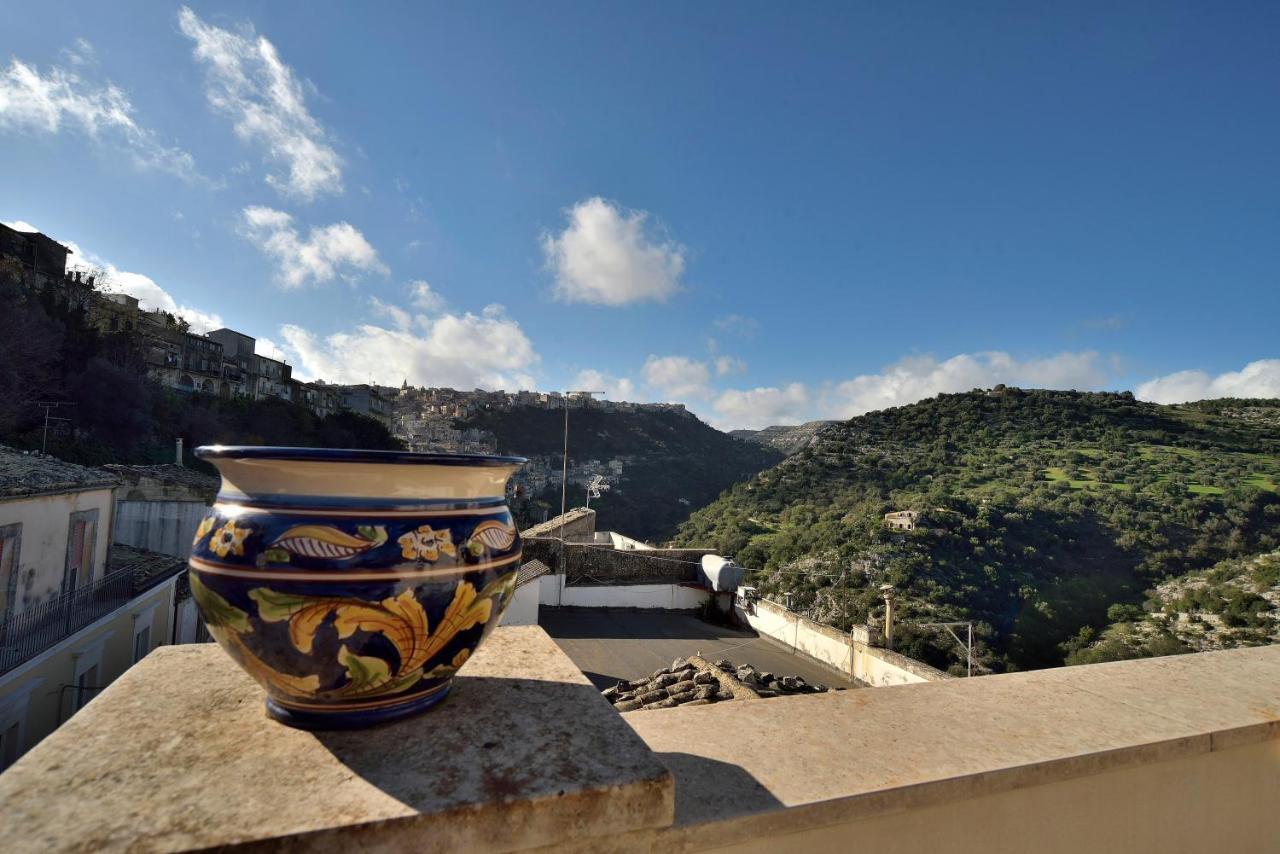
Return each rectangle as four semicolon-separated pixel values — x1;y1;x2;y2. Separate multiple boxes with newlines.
0;54;202;182
238;205;387;288
278;304;538;391
408;279;445;312
712;384;811;431
4;219;224;333
1136;359;1280;404
714;355;747;377
541;197;685;306
713;314;759;336
60;38;96;68
818;351;1110;419
573;369;641;402
178;6;343;201
642;355;712;400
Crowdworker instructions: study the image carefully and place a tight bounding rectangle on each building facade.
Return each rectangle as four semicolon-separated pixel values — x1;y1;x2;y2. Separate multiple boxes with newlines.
0;448;196;769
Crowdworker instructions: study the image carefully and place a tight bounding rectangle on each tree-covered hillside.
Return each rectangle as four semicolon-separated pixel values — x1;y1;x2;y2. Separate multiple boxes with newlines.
460;406;783;541
672;389;1280;673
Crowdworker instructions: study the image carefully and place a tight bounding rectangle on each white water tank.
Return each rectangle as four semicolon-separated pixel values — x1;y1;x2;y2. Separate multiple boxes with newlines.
700;554;745;593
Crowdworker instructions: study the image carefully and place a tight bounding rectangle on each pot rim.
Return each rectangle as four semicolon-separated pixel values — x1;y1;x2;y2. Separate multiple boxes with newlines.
194;445;527;467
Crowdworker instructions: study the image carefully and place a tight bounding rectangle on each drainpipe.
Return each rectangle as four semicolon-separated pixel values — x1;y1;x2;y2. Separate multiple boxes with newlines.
880;584;896;650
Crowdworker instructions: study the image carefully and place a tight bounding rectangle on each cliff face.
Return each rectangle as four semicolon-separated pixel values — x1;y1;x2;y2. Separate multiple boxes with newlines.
460;405;783;542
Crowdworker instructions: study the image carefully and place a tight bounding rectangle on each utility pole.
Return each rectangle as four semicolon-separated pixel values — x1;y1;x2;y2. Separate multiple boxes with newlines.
35;402;73;454
559;391;603;566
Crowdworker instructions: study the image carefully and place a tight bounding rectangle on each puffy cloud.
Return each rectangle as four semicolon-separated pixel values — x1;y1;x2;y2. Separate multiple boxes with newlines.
408;279;445;312
573;369;641;402
541;197;685;306
0;53;202;182
642;355;712;400
238;206;387;288
1136;359;1280;404
278;303;538;391
711;384;811;431
178;6;343;201
819;351;1110;419
3;219;224;333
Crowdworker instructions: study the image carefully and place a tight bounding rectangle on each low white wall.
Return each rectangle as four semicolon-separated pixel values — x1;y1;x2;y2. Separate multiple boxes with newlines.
501;582;540;626
738;594;950;686
537;574;709;610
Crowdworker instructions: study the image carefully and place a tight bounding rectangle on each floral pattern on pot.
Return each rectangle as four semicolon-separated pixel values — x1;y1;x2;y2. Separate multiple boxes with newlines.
187;446;525;729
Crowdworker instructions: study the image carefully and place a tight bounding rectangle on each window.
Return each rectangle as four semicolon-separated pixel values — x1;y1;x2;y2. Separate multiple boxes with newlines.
64;510;99;594
0;721;20;771
133;626;151;663
0;523;20;619
75;664;99;711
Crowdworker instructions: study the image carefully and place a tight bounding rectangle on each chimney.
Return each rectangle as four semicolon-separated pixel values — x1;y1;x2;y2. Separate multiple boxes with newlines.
175;438;184;466
880;584;896;649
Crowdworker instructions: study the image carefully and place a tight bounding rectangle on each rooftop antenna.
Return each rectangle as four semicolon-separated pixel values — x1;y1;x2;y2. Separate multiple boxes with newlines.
559;391;603;564
585;474;610;510
35;402;73;454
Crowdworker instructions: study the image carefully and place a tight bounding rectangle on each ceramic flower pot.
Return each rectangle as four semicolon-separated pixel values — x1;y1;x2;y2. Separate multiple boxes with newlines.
188;446;526;729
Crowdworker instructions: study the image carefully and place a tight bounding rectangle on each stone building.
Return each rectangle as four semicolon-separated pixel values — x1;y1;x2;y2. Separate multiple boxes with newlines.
884;509;919;531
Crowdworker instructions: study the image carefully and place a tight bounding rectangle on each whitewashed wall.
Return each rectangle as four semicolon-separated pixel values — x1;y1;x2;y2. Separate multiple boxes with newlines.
1;488;116;614
738;595;950;686
500;581;540;626
537;574;709;610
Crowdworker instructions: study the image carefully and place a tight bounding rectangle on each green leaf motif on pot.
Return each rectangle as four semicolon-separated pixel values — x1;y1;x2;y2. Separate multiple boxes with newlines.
190;573;251;633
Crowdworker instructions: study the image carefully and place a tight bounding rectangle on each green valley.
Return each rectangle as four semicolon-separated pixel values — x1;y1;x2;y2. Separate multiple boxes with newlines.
671;389;1280;673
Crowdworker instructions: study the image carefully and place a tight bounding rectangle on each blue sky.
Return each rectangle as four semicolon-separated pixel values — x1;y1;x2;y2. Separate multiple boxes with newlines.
3;2;1278;429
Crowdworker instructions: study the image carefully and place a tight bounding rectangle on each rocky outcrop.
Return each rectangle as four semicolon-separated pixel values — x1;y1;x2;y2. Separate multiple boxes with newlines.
602;657;830;711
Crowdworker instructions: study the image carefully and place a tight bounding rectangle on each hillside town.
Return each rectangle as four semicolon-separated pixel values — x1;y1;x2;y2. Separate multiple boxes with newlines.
3;221;689;505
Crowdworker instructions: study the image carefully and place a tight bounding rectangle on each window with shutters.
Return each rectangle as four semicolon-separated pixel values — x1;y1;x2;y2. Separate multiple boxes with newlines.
133;626;151;663
64;510;99;595
75;664;100;711
0;524;20;619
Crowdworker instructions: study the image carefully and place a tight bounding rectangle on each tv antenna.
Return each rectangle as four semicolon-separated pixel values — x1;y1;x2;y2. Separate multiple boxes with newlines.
585;474;610;509
35;401;74;454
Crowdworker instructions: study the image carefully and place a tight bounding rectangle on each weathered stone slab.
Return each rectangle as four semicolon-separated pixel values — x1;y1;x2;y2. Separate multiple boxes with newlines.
0;627;673;853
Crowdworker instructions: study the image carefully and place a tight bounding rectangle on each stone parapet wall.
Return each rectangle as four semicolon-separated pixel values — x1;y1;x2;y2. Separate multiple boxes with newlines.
1;633;1278;852
740;595;951;686
522;537;711;585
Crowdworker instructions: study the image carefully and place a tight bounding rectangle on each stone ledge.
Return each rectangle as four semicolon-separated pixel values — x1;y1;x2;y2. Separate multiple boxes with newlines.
0;627;673;853
623;644;1280;845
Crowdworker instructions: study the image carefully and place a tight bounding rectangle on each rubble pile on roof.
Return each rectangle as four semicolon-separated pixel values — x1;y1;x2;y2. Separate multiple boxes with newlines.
604;656;832;713
0;446;119;498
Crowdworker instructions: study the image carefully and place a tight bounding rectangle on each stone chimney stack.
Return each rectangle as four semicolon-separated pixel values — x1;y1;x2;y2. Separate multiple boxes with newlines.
880;584;896;649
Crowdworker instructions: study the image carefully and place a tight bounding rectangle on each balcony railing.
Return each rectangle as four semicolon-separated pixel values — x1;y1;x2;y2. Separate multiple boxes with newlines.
0;569;137;675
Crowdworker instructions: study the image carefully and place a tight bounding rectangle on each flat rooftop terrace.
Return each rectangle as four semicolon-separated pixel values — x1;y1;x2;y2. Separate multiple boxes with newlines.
539;607;861;690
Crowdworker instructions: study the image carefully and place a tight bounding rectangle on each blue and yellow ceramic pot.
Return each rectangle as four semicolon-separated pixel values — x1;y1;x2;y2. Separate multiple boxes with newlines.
188;446;526;729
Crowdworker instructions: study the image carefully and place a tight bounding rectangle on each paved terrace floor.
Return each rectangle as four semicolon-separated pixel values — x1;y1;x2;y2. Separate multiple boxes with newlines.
539;608;862;690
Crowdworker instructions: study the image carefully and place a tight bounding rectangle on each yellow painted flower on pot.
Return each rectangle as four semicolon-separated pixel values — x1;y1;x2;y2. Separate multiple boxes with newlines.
193;515;216;545
397;525;456;562
209;521;251;558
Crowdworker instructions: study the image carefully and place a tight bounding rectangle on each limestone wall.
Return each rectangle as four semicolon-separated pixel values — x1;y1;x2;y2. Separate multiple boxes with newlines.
522;537;711;585
738;595;950;685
